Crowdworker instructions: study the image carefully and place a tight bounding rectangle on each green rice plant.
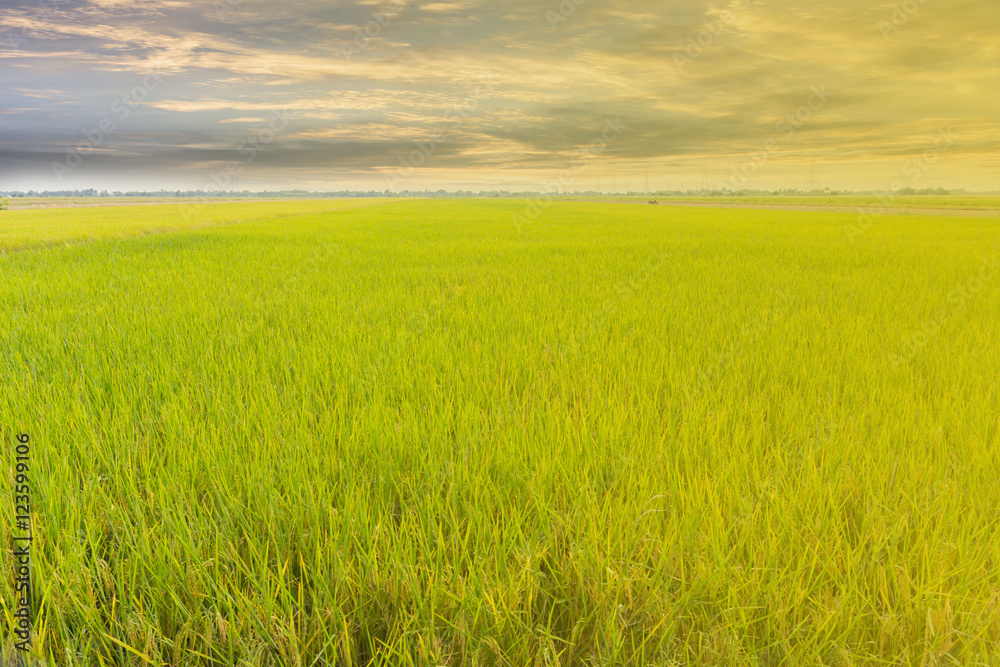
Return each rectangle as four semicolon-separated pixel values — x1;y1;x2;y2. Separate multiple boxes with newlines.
0;199;395;253
1;199;998;666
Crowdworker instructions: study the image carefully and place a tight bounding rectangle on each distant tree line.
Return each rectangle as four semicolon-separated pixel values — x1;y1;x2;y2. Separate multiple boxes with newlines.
1;187;995;198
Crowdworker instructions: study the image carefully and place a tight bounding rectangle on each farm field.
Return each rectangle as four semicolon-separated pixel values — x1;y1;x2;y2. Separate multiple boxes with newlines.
3;197;252;210
2;199;999;665
0;200;394;252
3;198;395;211
585;195;1000;212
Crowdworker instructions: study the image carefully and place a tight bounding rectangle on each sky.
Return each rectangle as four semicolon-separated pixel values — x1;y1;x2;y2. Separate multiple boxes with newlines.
0;0;997;192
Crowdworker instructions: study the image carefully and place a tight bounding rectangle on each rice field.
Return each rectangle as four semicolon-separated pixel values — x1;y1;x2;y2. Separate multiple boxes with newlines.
2;198;999;666
588;195;1000;212
0;200;393;252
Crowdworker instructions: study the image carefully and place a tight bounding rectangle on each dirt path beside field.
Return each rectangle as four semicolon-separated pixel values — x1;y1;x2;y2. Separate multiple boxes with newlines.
570;199;1000;217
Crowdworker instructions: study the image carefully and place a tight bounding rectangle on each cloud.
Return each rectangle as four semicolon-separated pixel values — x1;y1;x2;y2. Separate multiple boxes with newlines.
0;0;996;190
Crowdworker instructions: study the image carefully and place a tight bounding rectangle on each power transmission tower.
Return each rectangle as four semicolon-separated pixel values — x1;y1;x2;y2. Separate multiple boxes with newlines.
803;163;822;193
